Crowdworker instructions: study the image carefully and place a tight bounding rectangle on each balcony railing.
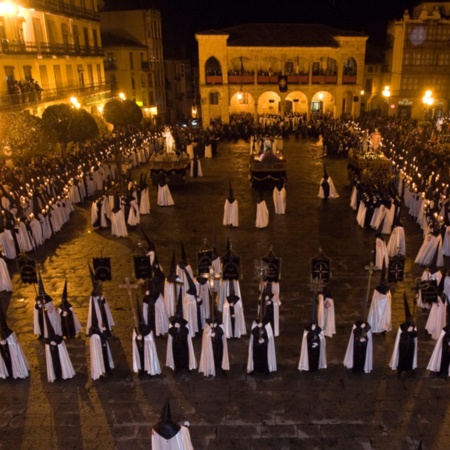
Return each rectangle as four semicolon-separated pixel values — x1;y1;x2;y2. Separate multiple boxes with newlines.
228;74;254;84
257;75;280;83
21;0;100;21
0;82;111;112
1;39;103;57
206;75;223;84
312;74;337;83
287;74;309;84
342;75;357;84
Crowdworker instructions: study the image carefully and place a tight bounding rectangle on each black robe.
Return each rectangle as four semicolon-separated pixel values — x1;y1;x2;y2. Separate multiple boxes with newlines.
59;305;77;338
251;324;269;373
439;325;450;375
352;320;371;373
210;321;224;371
169;322;190;371
397;321;417;372
306;325;322;372
45;335;64;380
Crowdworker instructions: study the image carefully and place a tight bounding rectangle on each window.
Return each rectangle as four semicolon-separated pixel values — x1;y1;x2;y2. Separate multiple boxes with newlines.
141;73;146;87
96;64;102;85
23;66;32;80
131;75;136;90
66;65;74;86
129;52;134;70
209;92;219;104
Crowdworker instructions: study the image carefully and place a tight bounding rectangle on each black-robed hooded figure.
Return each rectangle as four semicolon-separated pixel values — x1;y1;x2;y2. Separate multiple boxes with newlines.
261;282;275;334
152;400;181;441
321;165;330;200
209;293;226;373
438;302;450;376
352;319;372;373
134;297;152;374
249;293;272;374
306;299;323;372
58;278;81;338
393;293;418;373
0;305;14;378
184;268;203;335
226;280;241;337
34;273;61;339
143;279;159;334
44;307;63;381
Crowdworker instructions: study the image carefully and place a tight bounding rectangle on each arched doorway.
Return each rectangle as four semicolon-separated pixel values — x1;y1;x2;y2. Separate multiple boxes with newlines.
257;91;281;116
285;91;308;115
311;91;335;116
229;91;255;115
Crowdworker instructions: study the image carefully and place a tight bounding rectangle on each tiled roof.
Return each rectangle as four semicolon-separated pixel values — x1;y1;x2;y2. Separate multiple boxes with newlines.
101;32;147;48
197;23;367;47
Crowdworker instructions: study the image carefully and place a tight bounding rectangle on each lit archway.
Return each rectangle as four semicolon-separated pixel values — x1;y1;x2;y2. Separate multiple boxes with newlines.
229;91;255;115
285;91;308;115
311;91;335;116
257;91;281;115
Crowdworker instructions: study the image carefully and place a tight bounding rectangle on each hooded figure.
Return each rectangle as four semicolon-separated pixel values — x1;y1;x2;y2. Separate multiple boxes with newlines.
0;304;29;379
151;401;194;450
427;293;450;376
0;255;12;292
142;230;163;275
138;173;151;215
157;173;174;207
34;274;62;339
222;279;247;339
182;269;204;337
58;278;82;338
164;251;182;317
425;272;447;340
176;241;194;298
367;262;392;333
317;287;336;338
415;225;444;268
132;297;161;376
165;290;197;373
190;154;203;178
255;190;269;228
247;291;276;374
386;220;406;257
272;179;286;215
142;279;169;337
223;182;239;227
298;291;327;372
43;306;75;383
318;165;339;200
86;265;115;337
343;295;373;374
258;281;281;337
389;293;418;373
88;291;114;381
374;234;389;271
110;194;128;237
199;289;229;377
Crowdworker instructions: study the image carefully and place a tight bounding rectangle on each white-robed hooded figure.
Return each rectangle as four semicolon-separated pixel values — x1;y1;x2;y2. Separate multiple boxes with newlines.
255;190;269;228
0;303;29;380
273;180;286;214
88;293;114;381
165;296;197;372
318;165;339;200
176;242;195;300
132;298;161;376
157;173;175;207
389;294;418;374
223;182;239;227
367;263;392;333
222;279;247;339
427;301;450;376
258;281;281;337
415;226;444;267
142;279;169;337
182;270;204;337
247;296;277;374
137;173;151;215
374;234;389;270
425;273;447;340
164;251;182;318
43;306;76;383
386;220;406;258
151;401;194;450
86;265;115;337
317;287;336;338
34;274;62;339
58;278;82;339
110;194;128;237
298;295;327;372
0;255;12;292
199;295;229;377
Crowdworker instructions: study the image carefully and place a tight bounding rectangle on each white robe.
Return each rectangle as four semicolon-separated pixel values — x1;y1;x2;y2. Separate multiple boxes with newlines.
139;187;151;215
273;186;286;214
223;199;239;226
415;233;444;267
143;294;169;336
318;177;339;199
111;209;128;237
375;237;389;270
45;340;76;383
317;294;336;337
198;322;230;377
157;185;175;206
164;280;182;318
222;295;247;339
86;295;115;332
151;426;194;450
425;297;447;340
89;334;114;380
0;258;12;292
255;200;269;228
0;333;29;379
343;325;373;373
367;289;392;333
34;301;62;337
427;328;450;374
387;226;406;257
298;328;327;371
165;324;197;371
217;280;242;312
190;159;203;177
388;326;418;371
247;322;277;373
182;292;204;337
132;329;161;375
443;226;450;256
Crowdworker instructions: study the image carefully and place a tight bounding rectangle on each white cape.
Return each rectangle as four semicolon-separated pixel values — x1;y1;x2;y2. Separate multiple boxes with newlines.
198;323;230;377
151;426;194;450
132;329;161;375
343;325;373;373
367;289;392;333
223;199;239;226
45;341;76;383
298;328;327;371
247;322;277;373
388;326;418;370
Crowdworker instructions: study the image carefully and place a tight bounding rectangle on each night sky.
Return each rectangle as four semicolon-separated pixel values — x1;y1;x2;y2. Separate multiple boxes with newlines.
105;0;420;59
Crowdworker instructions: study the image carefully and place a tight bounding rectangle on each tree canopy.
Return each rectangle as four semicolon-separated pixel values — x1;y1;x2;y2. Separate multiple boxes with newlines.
102;98;143;128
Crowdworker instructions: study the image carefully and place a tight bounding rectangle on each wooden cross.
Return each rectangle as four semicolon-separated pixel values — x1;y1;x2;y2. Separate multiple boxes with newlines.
202;266;222;320
119;277;139;327
364;261;379;314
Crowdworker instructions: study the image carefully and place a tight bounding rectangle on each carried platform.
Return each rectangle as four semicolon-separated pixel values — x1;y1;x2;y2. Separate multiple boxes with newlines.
250;153;287;189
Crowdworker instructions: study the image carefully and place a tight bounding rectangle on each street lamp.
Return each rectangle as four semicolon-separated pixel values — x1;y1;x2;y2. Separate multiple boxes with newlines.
422;90;434;121
360;90;365;113
382;85;391;116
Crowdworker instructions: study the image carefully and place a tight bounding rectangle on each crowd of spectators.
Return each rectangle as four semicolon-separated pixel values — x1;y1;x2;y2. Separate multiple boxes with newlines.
7;79;43;105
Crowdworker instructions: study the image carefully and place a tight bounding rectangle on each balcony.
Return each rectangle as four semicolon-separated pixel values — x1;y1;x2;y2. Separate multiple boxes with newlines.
287;74;309;84
312;74;337;84
228;74;254;84
104;61;117;71
206;75;223;84
0;82;111;112
21;0;100;21
342;74;357;84
257;75;279;84
1;39;104;57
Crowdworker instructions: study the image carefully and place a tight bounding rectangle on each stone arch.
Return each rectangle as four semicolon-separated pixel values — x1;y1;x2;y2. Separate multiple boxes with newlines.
205;56;222;76
229;56;255;76
284;91;308;115
312;57;338;76
343;57;357;84
229;90;255;115
284;57;309;76
258;56;282;76
311;90;335;116
257;91;282;115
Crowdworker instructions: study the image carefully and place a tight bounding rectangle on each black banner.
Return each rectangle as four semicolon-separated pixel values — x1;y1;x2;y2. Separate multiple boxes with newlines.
93;257;112;281
134;255;152;280
311;257;330;282
16;256;37;284
261;256;281;282
420;279;438;304
222;255;240;280
388;255;405;283
197;249;213;277
278;75;288;92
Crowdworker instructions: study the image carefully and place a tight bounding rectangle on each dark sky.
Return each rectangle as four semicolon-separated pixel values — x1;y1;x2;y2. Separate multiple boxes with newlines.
106;0;420;59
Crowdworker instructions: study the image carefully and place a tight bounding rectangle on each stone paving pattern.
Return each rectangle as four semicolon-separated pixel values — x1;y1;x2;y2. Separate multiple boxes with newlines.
0;138;448;450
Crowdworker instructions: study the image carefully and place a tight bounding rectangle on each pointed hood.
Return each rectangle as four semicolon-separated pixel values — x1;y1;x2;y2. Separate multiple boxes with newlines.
211;227;218;259
37;272;53;304
229;182;234;201
142;229;155;253
166;250;178;282
311;291;318;325
179;241;188;268
174;285;183;318
152;400;181;440
0;303;13;340
323;164;329;180
438;270;445;294
375;261;389;295
60;278;72;309
89;264;102;296
403;292;413;323
226;237;231;252
184;269;197;296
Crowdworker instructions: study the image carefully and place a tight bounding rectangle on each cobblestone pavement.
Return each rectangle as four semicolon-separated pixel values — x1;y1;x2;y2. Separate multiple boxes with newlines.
0;137;449;450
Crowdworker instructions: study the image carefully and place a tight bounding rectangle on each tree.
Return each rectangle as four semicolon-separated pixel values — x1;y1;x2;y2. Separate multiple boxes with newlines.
41;104;73;155
0;111;55;167
102;98;143;129
68;108;99;143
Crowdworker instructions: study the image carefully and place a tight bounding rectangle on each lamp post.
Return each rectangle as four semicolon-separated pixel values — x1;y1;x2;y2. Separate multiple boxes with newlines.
360;90;365;113
422;90;434;121
382;85;391;116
